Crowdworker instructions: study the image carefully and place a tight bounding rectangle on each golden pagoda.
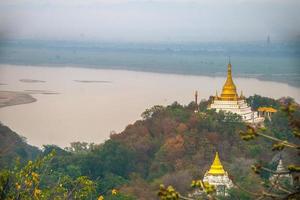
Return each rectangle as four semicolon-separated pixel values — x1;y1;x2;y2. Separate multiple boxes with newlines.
203;152;233;196
220;61;238;101
208;61;264;123
207;152;226;175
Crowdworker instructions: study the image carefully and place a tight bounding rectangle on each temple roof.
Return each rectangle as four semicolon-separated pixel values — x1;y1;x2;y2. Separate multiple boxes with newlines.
207;152;226;175
257;107;277;113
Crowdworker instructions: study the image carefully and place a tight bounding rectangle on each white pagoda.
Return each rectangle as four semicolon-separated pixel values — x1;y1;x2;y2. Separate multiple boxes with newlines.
208;61;264;123
269;158;293;184
203;152;233;196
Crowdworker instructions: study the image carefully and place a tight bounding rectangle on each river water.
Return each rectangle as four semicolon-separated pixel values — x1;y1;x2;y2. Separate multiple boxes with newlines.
0;65;299;147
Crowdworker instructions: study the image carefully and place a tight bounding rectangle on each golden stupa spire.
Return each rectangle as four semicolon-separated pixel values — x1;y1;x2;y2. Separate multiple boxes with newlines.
207;152;226;175
220;59;238;100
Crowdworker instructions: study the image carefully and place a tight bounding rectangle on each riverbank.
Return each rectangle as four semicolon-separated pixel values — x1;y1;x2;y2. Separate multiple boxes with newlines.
0;91;36;108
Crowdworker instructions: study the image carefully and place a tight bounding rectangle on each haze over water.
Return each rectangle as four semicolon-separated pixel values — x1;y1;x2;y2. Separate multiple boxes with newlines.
0;0;299;167
0;65;299;147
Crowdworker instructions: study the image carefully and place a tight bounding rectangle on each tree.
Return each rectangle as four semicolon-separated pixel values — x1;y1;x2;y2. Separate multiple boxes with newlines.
141;105;165;120
247;94;280;110
97;140;136;178
0;150;96;200
158;101;300;200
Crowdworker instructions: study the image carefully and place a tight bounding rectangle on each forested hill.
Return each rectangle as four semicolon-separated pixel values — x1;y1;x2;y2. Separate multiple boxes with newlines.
0;123;40;169
0;95;298;200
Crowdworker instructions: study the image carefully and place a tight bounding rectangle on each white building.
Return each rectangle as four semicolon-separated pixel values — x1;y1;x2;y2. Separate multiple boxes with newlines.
209;61;264;123
269;158;293;185
203;152;233;196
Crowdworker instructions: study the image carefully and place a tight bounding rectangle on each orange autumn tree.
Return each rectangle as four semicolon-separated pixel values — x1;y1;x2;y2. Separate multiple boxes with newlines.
158;101;300;200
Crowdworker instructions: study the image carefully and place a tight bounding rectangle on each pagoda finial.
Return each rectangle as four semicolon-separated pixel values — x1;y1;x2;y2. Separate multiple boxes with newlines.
207;152;226;175
227;58;232;74
240;90;244;98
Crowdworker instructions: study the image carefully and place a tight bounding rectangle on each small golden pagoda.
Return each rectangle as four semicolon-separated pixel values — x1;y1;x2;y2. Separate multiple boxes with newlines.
207;152;226;175
203;152;233;196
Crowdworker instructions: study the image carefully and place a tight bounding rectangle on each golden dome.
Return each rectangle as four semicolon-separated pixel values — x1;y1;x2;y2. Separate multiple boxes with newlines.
220;62;238;101
207;152;226;175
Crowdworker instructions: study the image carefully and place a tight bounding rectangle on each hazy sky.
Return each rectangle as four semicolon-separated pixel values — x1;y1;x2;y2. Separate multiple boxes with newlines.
0;0;300;42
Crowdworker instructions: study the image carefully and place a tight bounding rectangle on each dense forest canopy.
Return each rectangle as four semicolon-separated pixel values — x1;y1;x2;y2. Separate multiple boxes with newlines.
0;95;299;199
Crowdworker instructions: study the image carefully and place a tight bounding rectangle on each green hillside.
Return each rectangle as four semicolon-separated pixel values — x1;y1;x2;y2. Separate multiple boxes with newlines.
0;123;40;169
0;95;299;199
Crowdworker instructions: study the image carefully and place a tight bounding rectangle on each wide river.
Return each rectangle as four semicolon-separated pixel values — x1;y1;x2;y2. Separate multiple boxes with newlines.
0;65;299;147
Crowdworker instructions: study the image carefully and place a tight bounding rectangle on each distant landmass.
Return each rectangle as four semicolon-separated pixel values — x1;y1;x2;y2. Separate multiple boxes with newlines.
0;40;299;87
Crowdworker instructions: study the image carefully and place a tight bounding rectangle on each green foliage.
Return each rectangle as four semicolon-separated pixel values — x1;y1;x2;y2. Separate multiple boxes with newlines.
239;100;300;200
166;102;191;122
287;165;300;172
147;162;172;181
65;142;99;153
104;193;136;200
97;173;128;194
0;123;40;168
42;144;70;156
191;180;215;194
247;94;280;110
221;188;252;200
66;165;81;178
158;184;179;200
97;140;136;178
0;151;120;200
248;145;262;157
2;96;299;199
265;110;294;140
239;125;259;141
199;100;209;112
141;105;165;120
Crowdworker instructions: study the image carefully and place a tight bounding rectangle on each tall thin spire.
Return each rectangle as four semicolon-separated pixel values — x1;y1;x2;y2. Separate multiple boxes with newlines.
227;58;232;76
194;91;199;113
240;90;244;99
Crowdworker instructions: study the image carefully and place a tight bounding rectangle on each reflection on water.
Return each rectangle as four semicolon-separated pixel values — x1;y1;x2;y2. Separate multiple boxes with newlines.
0;65;299;147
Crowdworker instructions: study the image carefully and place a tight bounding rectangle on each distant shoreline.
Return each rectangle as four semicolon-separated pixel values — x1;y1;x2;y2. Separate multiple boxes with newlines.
1;63;299;88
